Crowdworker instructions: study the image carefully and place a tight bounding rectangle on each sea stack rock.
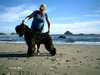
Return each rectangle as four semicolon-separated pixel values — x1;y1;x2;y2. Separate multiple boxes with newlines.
0;33;6;35
64;31;73;35
10;32;17;35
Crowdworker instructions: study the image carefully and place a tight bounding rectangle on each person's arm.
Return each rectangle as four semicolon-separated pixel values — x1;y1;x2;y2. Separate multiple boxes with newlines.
46;17;51;34
22;12;35;23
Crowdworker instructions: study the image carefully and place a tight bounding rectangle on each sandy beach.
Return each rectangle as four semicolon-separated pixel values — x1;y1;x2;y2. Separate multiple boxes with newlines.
0;43;100;75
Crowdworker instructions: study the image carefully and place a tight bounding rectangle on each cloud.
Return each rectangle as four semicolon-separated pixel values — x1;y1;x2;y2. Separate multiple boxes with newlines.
0;4;100;34
49;20;100;34
53;17;78;21
83;14;99;17
0;4;55;23
46;8;56;12
0;4;38;23
1;20;100;34
83;9;100;17
0;4;56;34
94;9;100;12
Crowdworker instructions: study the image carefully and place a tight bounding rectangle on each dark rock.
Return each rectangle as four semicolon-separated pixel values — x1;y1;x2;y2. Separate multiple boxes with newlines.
58;35;66;39
79;33;84;35
90;34;95;35
66;60;70;62
64;31;73;35
10;32;17;35
0;33;6;35
97;58;100;60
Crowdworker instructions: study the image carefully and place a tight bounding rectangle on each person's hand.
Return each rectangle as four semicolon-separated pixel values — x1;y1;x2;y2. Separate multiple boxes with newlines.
22;20;24;24
48;30;50;34
46;30;50;34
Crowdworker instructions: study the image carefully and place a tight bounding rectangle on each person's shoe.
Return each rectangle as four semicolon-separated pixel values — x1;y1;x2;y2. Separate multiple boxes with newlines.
36;50;40;55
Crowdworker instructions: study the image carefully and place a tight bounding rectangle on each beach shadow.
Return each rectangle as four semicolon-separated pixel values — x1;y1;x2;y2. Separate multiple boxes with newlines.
0;52;51;58
34;53;51;57
0;52;27;58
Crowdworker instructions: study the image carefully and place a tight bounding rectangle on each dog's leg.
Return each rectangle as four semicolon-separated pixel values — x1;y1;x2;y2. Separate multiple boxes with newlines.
27;41;35;57
44;42;56;56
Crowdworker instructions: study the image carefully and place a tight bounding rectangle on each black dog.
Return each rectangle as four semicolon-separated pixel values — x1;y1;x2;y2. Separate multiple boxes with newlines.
15;24;56;57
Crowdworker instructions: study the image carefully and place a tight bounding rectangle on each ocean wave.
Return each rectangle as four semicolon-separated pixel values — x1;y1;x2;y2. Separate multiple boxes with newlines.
0;34;100;45
0;41;100;45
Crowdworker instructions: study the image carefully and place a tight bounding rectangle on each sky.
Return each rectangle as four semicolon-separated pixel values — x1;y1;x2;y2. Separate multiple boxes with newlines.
0;0;100;34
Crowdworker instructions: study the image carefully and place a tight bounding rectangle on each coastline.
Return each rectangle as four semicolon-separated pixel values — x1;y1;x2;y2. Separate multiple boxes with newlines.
0;43;100;75
0;34;100;45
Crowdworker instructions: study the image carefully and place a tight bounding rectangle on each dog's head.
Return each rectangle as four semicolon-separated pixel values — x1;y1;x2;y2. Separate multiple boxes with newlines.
15;23;27;37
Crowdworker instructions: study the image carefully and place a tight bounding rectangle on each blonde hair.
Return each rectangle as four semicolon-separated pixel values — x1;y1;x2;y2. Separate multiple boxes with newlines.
40;4;46;10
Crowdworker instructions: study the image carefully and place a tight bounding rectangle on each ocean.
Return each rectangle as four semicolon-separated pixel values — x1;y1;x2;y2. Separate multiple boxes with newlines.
0;34;100;45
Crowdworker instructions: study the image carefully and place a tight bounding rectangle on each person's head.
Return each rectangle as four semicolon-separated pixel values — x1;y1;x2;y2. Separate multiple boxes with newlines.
39;4;46;13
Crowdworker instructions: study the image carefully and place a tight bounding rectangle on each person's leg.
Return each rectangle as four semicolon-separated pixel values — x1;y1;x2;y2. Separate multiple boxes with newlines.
37;44;40;55
36;29;43;55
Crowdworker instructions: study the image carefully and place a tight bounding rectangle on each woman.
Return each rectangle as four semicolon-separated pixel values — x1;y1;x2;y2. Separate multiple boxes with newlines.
22;4;51;55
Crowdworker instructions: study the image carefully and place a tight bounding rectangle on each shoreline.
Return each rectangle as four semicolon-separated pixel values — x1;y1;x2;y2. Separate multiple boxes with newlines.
0;43;100;75
0;42;100;46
